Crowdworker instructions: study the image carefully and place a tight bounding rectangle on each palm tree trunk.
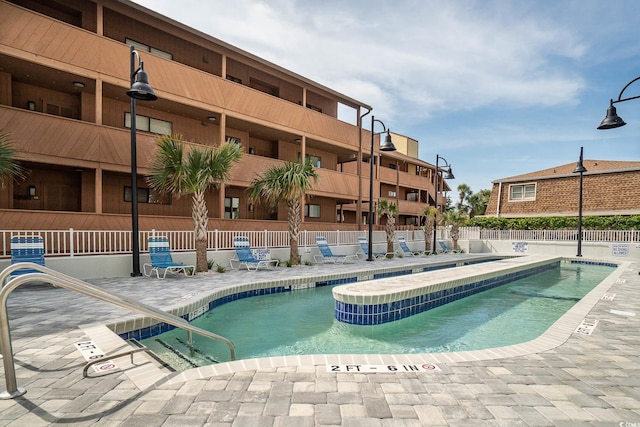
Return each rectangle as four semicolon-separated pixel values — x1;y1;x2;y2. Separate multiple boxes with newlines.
385;216;395;254
450;225;460;249
288;200;301;265
192;191;209;272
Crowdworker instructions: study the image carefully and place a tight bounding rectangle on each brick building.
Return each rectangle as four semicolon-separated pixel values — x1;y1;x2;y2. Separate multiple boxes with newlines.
485;160;640;218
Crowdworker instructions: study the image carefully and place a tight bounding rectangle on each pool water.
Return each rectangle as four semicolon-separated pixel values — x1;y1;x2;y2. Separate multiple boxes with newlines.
142;263;614;369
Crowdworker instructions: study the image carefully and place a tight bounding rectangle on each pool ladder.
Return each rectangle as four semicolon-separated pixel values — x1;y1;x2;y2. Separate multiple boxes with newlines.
0;262;236;399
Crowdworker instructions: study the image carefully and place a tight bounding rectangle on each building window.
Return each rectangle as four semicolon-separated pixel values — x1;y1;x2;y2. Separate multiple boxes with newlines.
124;187;171;204
226;136;241;145
388;190;397;198
509;183;536;201
298;154;321;167
305;204;320;218
125;113;172;135
388;163;397;170
225;197;240;219
126;38;172;60
226;75;242;84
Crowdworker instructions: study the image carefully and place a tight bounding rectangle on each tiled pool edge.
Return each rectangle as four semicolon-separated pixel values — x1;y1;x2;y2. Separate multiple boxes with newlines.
160;258;630;385
333;257;562;325
108;255;501;341
94;255;626;386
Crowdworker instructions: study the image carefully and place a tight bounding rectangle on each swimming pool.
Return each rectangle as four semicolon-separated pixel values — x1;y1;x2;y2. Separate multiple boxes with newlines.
141;261;614;369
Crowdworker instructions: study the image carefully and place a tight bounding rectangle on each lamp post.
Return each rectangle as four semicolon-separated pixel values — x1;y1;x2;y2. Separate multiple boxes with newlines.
597;75;640;130
573;147;587;257
126;45;157;276
432;155;454;253
368;115;396;261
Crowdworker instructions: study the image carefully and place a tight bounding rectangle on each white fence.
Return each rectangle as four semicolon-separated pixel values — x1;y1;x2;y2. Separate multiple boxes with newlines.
0;228;424;258
1;227;637;258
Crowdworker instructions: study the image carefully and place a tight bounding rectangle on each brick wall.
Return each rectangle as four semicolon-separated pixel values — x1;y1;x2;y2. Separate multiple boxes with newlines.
485;170;640;217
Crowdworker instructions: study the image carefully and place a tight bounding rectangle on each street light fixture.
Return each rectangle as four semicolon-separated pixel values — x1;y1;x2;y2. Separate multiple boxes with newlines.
432;155;454;253
368;115;396;261
126;45;157;276
573;147;587;257
597;75;640;129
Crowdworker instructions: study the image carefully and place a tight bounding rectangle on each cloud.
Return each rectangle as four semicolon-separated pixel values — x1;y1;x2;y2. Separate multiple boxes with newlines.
136;0;588;123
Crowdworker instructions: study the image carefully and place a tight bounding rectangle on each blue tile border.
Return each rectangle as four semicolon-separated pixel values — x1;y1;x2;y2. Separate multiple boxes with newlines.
334;261;563;325
118;257;618;340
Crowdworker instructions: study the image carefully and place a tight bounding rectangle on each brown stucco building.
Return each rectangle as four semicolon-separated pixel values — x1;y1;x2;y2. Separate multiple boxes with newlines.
0;0;450;233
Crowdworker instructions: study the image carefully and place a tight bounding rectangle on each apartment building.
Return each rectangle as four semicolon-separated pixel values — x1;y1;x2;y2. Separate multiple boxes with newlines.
0;0;448;233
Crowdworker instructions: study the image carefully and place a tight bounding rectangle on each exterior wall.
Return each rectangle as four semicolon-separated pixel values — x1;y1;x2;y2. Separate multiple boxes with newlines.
486;171;640;217
0;0;443;233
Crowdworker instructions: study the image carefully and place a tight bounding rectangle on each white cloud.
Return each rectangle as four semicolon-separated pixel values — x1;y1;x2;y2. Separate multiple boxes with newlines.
136;0;588;121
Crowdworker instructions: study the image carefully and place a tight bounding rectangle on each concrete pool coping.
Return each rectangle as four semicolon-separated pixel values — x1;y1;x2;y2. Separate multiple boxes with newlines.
80;255;629;391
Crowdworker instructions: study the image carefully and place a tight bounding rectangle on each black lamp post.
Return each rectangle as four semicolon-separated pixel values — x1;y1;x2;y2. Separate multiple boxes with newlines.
368;115;396;261
432;155;454;253
126;45;157;276
573;147;587;257
597;75;640;130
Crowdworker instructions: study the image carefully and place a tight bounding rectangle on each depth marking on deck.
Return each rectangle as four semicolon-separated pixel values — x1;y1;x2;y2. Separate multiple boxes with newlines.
574;318;598;335
601;293;616;301
327;364;440;373
75;341;118;373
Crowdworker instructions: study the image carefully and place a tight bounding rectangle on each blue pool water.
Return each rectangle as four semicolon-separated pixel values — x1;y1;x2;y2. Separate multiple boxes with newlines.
141;262;614;368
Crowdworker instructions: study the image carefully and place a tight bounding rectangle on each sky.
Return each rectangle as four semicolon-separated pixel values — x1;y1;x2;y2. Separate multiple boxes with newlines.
133;0;640;193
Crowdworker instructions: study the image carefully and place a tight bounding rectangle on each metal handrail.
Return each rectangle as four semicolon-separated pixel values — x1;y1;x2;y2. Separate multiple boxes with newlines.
0;263;236;399
82;345;154;378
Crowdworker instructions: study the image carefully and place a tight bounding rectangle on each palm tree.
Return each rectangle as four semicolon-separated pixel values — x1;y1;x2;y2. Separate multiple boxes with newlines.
441;209;468;249
420;205;438;253
0;131;27;188
456;183;473;214
147;134;242;272
377;199;398;254
246;159;318;266
467;188;491;217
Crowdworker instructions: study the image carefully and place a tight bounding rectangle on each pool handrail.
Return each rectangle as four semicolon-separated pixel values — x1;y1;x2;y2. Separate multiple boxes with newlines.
0;262;236;399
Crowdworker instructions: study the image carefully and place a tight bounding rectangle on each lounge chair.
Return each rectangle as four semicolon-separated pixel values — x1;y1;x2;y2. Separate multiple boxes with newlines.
230;237;279;271
357;237;390;259
438;240;460;253
397;237;422;257
314;236;358;264
10;236;45;276
143;237;195;279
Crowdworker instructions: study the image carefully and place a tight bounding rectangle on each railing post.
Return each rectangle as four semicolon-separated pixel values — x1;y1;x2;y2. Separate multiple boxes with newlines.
69;228;74;257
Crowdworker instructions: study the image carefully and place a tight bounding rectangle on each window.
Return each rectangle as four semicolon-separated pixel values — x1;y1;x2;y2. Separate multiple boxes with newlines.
509;183;536;201
305;204;320;218
125;113;172;135
224;197;239;219
226;75;242;84
388;190;397;198
226;136;241;145
388;163;397;170
126;38;172;60
298;154;321;167
124;187;171;204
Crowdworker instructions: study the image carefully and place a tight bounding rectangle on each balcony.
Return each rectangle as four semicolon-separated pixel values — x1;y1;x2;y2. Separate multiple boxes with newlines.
0;2;361;150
